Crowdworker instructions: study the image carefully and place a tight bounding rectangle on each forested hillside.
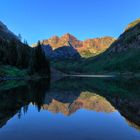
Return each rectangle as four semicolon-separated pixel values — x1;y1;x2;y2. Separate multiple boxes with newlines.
0;21;50;78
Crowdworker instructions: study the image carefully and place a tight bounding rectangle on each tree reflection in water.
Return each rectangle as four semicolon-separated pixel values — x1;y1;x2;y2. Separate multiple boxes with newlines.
0;77;140;130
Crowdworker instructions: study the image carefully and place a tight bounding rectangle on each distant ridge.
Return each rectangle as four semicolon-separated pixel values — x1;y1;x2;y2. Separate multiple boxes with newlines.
0;21;18;40
33;33;115;58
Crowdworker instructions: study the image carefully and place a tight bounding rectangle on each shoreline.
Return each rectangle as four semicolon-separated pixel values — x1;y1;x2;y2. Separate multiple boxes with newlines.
1;73;140;81
0;76;50;81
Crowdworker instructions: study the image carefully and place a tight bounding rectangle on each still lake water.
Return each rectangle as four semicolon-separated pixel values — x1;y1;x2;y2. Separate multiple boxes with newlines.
0;77;140;140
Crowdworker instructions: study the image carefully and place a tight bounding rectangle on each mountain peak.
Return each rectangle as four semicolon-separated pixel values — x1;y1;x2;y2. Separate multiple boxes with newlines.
109;18;140;53
63;33;74;36
38;34;115;57
50;35;59;39
60;33;78;40
125;18;140;31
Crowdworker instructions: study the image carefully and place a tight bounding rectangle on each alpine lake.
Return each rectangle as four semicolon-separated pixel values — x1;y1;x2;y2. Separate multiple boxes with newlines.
0;76;140;140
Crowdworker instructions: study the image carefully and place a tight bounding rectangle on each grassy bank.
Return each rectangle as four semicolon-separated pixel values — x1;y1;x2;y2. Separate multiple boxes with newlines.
0;65;28;78
51;48;140;75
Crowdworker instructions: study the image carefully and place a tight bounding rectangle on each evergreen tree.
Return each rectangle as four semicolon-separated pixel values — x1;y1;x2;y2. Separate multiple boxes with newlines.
0;37;50;77
18;34;22;42
7;40;18;66
29;40;50;76
17;44;31;68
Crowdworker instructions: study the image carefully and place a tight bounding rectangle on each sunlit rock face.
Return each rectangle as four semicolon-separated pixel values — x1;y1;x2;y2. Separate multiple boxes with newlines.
42;34;82;49
79;37;115;57
42;92;115;116
34;33;115;58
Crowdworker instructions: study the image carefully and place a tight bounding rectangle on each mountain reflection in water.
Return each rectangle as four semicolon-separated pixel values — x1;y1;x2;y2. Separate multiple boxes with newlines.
0;77;140;140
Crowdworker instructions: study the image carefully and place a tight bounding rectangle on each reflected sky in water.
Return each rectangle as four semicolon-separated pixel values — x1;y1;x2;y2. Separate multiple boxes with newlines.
0;77;140;140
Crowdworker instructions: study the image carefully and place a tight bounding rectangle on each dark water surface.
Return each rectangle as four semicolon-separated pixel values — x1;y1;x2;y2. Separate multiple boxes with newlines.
0;77;140;140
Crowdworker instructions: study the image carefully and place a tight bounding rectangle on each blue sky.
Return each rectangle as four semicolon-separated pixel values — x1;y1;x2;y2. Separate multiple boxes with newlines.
0;0;140;44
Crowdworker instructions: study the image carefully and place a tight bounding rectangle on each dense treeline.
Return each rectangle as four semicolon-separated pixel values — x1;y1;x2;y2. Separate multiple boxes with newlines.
29;41;50;75
0;38;50;76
